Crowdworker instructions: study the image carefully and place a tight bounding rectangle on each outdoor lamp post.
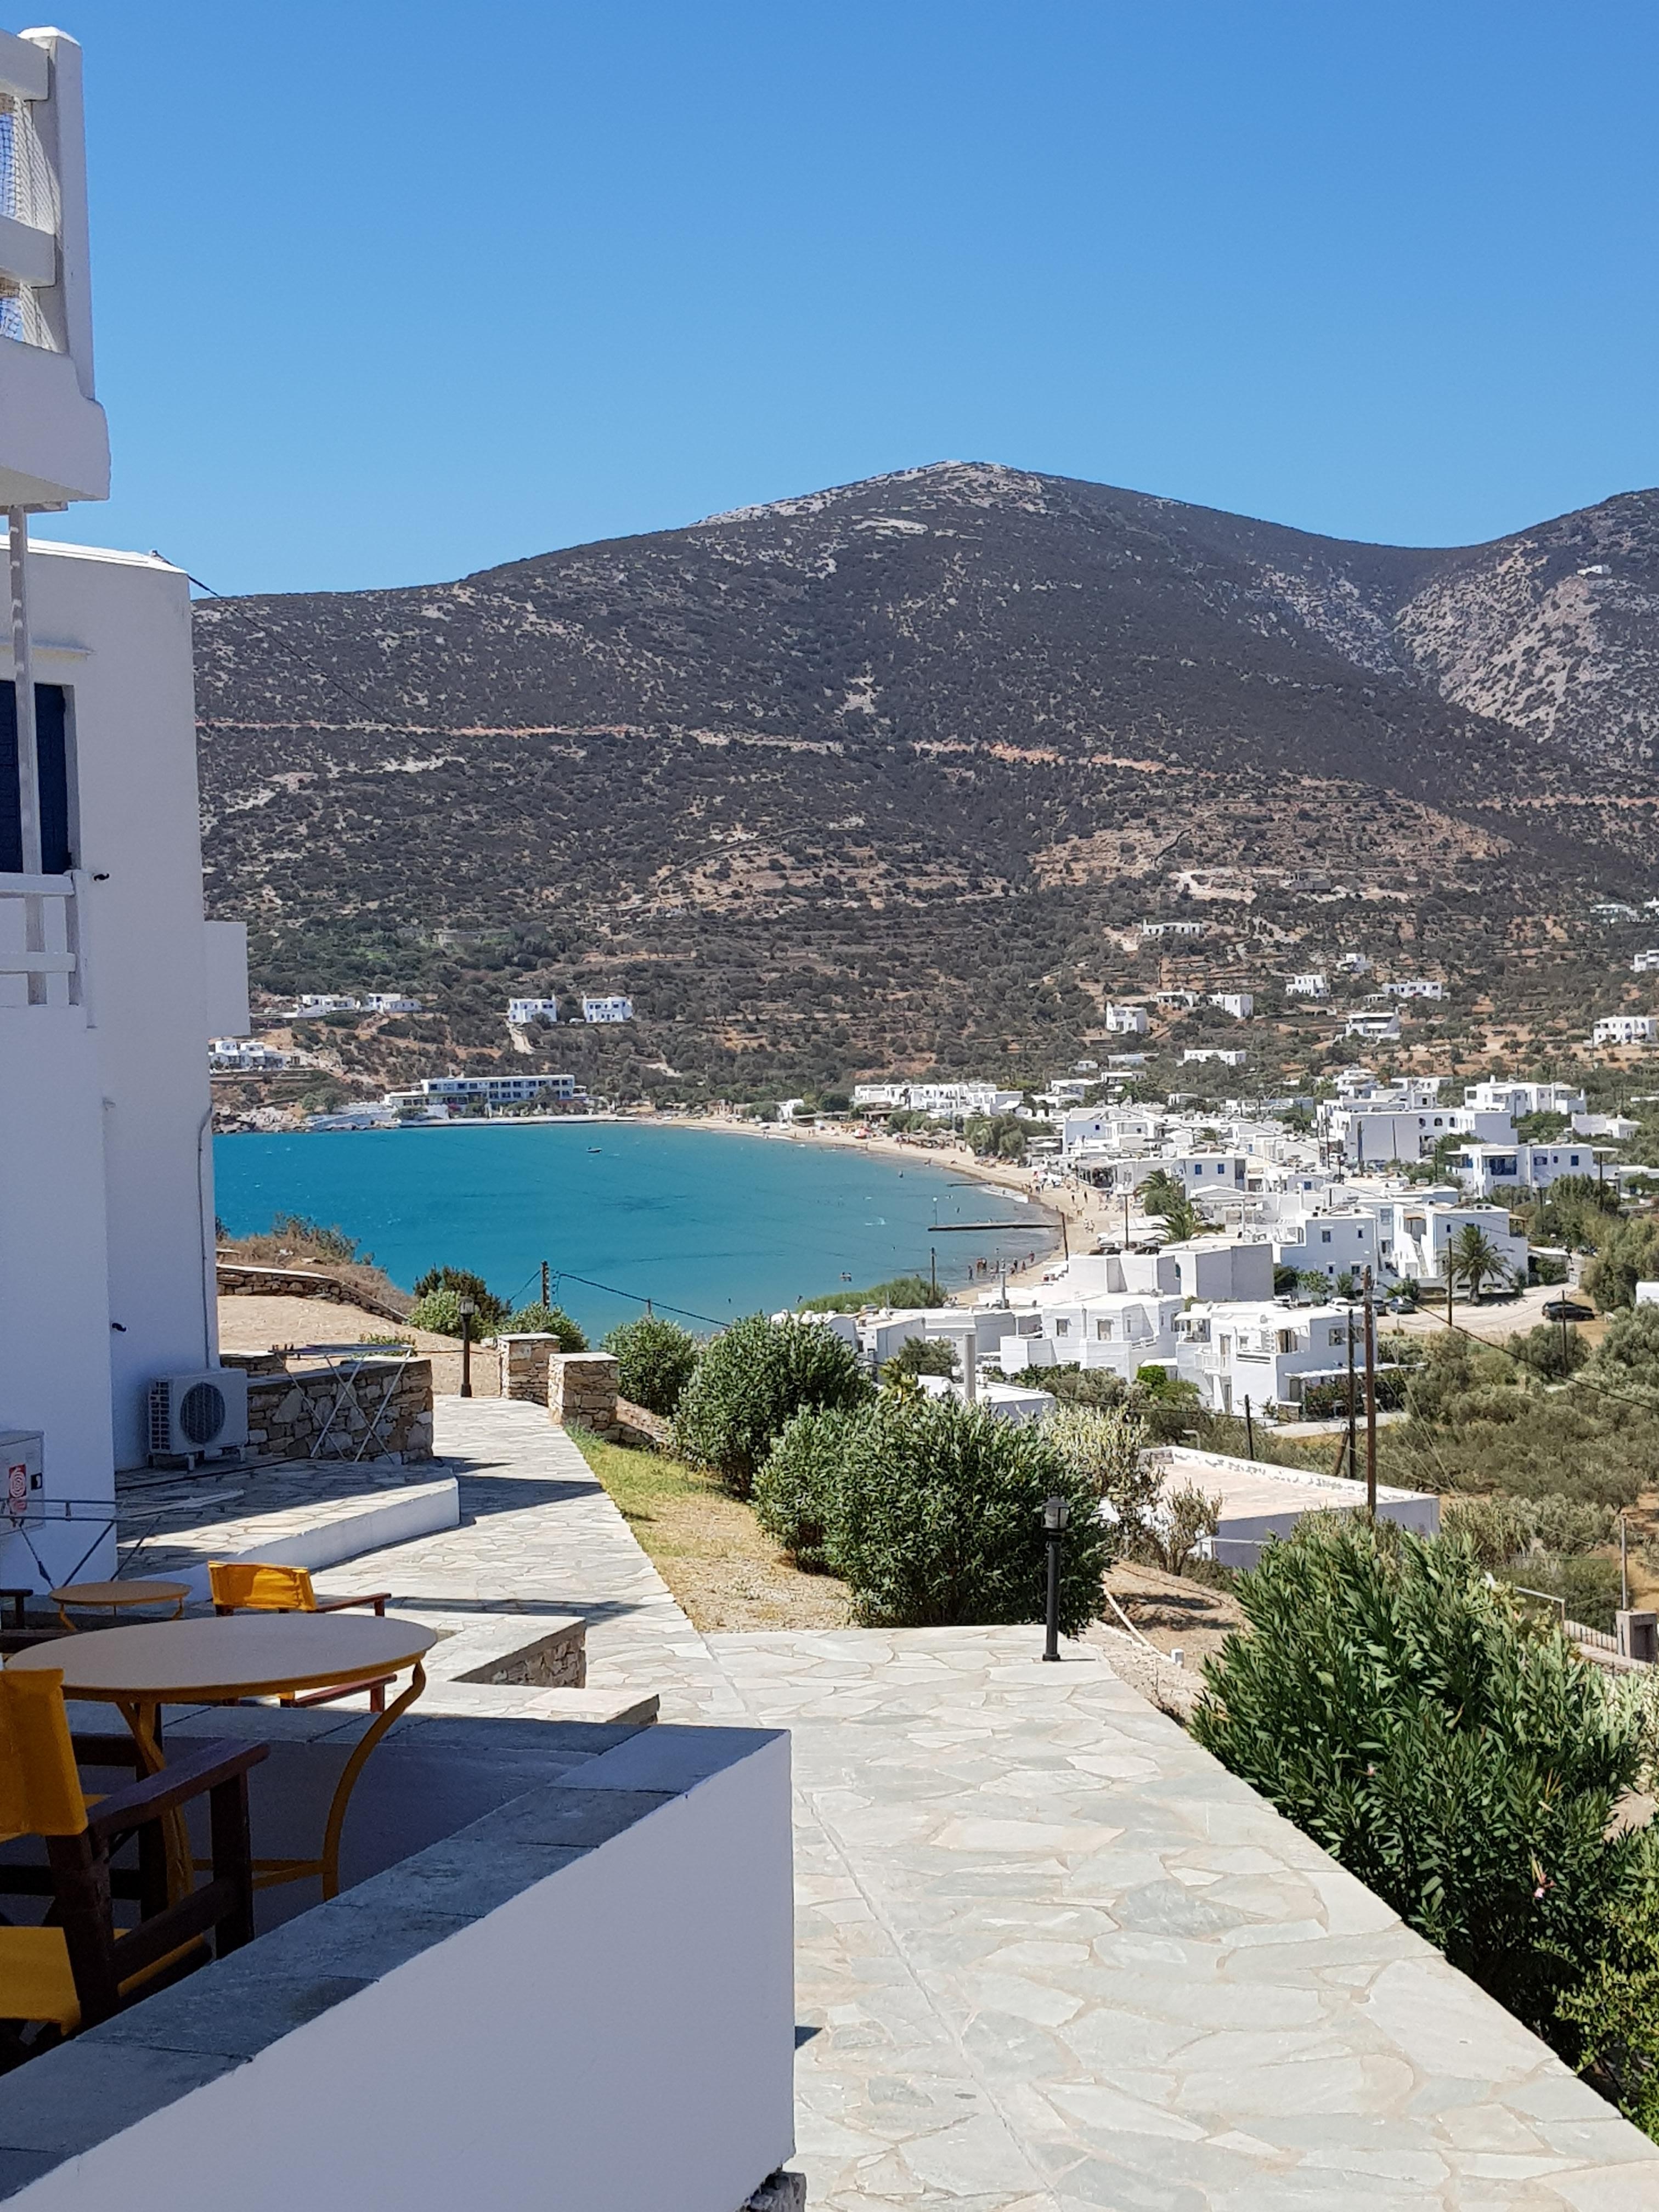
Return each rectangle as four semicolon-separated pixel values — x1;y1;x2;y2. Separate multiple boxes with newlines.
459;1296;476;1399
1042;1494;1070;1661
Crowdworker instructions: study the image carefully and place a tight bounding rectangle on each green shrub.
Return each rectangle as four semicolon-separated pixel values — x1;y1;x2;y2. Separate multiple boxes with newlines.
754;1404;868;1571
269;1212;357;1262
602;1316;699;1414
673;1314;873;1496
1592;1304;1659;1397
1585;1220;1659;1310
798;1273;944;1313
881;1335;957;1381
504;1302;587;1350
1500;1552;1624;1634
410;1266;509;1333
1508;1323;1590;1382
822;1395;1110;1632
1192;1517;1659;2087
408;1289;480;1338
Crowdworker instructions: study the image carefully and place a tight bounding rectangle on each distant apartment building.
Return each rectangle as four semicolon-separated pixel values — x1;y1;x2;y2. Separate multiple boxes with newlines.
1102;1003;1148;1035
362;993;422;1014
509;996;560;1025
386;1074;582;1112
210;1039;287;1071
1593;1015;1658;1047
1464;1079;1587;1116
851;1083;909;1109
1346;1008;1401;1042
1634;951;1659;974
1288;972;1328;997
1383;978;1444;1001
582;995;634;1023
296;994;360;1014
1208;992;1254;1020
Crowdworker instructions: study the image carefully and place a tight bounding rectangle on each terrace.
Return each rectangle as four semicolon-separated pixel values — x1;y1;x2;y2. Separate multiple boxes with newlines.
1;1399;1654;2208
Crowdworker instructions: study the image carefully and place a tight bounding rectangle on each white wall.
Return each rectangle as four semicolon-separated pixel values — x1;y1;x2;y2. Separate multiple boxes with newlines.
7;543;219;1473
8;1733;797;2212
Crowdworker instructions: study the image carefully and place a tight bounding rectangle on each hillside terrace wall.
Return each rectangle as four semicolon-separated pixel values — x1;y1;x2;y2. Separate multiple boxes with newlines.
216;1259;409;1324
217;1350;433;1463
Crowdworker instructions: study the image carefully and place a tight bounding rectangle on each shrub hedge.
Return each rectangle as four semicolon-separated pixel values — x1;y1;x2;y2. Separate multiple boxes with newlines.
602;1315;701;1415
673;1314;872;1496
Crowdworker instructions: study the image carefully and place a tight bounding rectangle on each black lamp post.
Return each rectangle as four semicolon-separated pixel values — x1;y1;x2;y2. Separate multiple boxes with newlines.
459;1295;476;1398
1042;1493;1070;1661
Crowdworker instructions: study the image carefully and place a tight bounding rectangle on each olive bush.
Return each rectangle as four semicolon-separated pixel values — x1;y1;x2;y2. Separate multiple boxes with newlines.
673;1314;872;1497
504;1302;587;1350
602;1315;701;1416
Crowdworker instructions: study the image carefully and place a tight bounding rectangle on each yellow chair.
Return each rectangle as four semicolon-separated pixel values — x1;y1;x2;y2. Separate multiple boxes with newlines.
0;1668;266;2040
208;1562;394;1713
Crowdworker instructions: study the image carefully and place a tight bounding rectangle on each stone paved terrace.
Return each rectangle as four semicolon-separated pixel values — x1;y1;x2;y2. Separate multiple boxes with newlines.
115;1401;1659;2206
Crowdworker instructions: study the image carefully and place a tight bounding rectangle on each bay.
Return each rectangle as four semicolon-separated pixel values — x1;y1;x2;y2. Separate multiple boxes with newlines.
211;1122;1057;1334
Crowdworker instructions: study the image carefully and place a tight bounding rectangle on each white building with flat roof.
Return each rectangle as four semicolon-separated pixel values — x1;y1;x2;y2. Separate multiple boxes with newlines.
1383;978;1444;1000
1288;972;1328;997
1102;1003;1148;1034
582;994;634;1023
1346;1008;1401;1041
508;996;560;1025
296;993;359;1014
1464;1080;1587;1116
1594;1015;1658;1046
1209;992;1254;1019
362;992;421;1013
388;1073;582;1111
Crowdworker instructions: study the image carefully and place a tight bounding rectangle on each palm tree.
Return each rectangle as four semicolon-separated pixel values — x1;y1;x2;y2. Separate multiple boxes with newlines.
1137;1170;1201;1244
1448;1223;1506;1303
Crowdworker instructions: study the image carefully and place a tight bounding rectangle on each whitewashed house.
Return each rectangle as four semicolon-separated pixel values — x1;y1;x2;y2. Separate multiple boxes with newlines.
1633;952;1659;974
210;1037;286;1071
1209;991;1254;1019
1102;1002;1148;1034
1346;1008;1401;1041
363;991;421;1013
1464;1079;1587;1116
1174;1301;1367;1415
386;1073;581;1110
1182;1046;1247;1066
1383;978;1444;1000
1369;1198;1528;1287
1594;1015;1658;1046
508;995;560;1024
1452;1139;1598;1198
582;994;634;1022
295;992;360;1013
1288;972;1328;997
1272;1210;1379;1286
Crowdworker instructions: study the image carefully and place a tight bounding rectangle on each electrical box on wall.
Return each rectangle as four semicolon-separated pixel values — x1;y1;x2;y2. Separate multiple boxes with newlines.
0;1428;43;1515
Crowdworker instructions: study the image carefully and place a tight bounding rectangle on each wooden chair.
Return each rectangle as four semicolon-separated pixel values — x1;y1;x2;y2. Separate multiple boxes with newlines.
208;1562;395;1713
0;1668;265;2046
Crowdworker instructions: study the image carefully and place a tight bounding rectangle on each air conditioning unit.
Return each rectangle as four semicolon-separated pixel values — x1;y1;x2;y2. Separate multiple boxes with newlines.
147;1371;249;1468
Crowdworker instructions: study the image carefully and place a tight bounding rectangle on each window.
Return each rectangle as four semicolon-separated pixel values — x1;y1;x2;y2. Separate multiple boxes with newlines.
1096;1319;1112;1340
1321;1229;1332;1244
1054;1318;1069;1337
0;683;71;873
1278;1329;1295;1353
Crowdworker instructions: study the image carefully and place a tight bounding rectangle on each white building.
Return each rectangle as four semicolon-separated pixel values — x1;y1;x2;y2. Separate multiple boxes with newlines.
1573;1112;1639;1140
1288;972;1328;997
1633;952;1659;974
210;1037;287;1071
1272;1211;1379;1286
1208;992;1254;1019
1593;1015;1658;1047
1182;1046;1247;1066
1338;952;1373;974
1452;1140;1599;1198
1175;1301;1368;1416
1346;1008;1401;1042
0;35;252;1570
1369;1198;1528;1288
296;993;360;1014
362;992;421;1014
1141;919;1206;939
1102;1003;1148;1034
508;995;560;1025
1383;978;1444;1000
851;1082;908;1108
1327;1104;1514;1169
1464;1080;1587;1117
387;1073;582;1111
582;994;634;1023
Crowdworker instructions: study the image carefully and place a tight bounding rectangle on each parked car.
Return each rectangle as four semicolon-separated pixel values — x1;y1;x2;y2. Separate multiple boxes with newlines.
1542;1299;1595;1323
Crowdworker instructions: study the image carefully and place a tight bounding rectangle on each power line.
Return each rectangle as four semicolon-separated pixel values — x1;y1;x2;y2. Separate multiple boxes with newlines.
549;1268;719;1329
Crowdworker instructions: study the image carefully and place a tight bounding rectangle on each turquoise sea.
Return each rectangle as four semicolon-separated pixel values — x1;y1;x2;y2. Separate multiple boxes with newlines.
211;1122;1057;1334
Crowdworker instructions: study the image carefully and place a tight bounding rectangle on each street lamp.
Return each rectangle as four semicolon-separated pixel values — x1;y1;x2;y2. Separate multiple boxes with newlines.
1042;1494;1070;1661
458;1295;477;1399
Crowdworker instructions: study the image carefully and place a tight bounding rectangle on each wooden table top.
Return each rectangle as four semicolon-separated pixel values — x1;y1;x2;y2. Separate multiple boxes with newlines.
50;1580;190;1609
6;1612;436;1702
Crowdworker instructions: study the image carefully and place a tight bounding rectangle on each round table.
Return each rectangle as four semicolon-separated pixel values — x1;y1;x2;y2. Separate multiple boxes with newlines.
49;1578;190;1630
8;1613;437;1899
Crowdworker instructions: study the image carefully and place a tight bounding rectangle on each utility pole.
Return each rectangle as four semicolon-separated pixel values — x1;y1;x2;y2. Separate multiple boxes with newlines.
1346;1309;1357;1482
540;1259;550;1309
1363;1266;1378;1518
1244;1393;1255;1462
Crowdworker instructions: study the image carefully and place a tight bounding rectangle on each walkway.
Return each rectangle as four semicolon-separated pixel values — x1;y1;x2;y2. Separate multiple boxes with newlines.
144;1400;1659;2206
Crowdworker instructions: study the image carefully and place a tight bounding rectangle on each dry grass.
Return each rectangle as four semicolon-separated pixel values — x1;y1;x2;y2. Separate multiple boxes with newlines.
571;1432;853;1633
1104;1561;1245;1667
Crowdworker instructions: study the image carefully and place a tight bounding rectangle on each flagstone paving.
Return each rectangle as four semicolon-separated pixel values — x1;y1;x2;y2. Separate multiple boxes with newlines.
140;1399;1659;2207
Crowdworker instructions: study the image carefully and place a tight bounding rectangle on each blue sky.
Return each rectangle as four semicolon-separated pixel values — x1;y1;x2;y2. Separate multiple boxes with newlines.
32;1;1659;592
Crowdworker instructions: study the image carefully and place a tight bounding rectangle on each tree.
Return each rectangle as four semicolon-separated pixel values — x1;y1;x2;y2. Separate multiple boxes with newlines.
1590;1303;1659;1398
1137;1170;1201;1244
1448;1223;1509;1302
673;1314;873;1496
601;1315;699;1414
1192;1517;1659;2111
881;1335;957;1383
1585;1218;1659;1311
504;1301;586;1350
410;1266;509;1333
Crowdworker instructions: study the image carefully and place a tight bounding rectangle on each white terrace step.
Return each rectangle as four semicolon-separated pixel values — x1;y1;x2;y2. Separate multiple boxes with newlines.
137;1475;461;1600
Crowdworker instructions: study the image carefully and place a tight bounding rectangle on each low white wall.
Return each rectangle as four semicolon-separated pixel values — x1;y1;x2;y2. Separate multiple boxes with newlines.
10;1731;795;2212
173;1476;460;1600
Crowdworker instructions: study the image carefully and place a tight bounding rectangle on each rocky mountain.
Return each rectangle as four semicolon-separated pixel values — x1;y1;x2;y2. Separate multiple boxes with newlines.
191;464;1659;1102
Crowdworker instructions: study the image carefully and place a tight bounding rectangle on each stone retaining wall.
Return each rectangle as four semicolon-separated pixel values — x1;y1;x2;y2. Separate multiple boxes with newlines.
548;1351;620;1437
218;1350;433;1463
498;1331;559;1403
216;1260;409;1324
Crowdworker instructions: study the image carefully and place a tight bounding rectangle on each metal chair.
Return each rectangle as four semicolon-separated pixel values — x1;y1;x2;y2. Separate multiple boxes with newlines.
208;1561;395;1712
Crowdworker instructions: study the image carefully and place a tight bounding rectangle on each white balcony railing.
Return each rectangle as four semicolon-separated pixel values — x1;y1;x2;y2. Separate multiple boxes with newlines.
0;870;88;1014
